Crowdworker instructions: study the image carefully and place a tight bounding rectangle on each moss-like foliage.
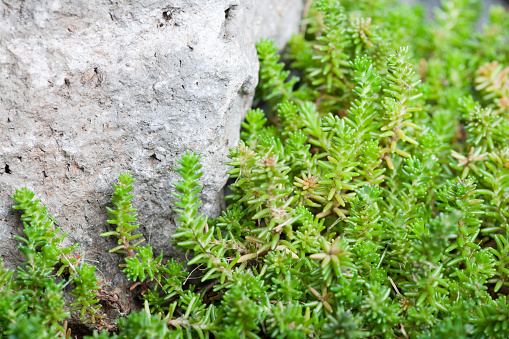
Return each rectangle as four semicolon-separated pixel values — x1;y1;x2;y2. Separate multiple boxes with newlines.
1;189;101;337
3;0;509;338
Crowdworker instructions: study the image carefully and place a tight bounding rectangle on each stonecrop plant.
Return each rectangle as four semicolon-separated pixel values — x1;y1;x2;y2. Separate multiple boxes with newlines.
2;0;509;338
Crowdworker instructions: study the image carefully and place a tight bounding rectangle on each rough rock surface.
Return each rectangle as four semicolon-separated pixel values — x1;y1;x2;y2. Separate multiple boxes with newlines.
0;0;303;308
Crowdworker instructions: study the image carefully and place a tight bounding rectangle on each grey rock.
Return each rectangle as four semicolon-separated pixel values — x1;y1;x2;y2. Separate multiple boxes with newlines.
0;0;303;314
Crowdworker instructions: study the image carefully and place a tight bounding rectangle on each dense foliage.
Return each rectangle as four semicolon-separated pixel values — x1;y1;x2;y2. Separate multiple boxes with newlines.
2;0;509;337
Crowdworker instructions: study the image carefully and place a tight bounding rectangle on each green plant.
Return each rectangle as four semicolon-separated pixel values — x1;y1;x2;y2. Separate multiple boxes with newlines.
3;0;509;338
1;188;101;337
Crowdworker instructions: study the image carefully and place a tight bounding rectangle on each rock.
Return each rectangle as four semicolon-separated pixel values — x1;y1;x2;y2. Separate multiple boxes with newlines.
0;0;303;305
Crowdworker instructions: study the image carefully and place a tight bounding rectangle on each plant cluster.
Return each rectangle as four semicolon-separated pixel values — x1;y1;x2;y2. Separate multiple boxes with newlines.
0;189;101;337
2;0;509;338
